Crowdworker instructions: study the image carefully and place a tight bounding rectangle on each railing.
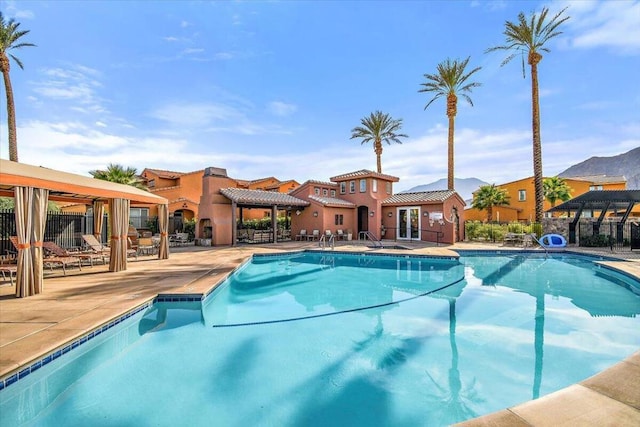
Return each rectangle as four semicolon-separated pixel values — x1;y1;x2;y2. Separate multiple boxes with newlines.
382;227;444;246
577;221;636;251
318;234;335;250
359;231;383;248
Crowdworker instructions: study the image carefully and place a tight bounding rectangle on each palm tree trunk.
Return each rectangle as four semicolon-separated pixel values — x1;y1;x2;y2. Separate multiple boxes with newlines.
1;56;18;161
447;94;457;191
487;206;493;223
375;138;383;173
529;53;543;223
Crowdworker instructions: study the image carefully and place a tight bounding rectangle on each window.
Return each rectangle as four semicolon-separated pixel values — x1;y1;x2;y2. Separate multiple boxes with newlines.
518;190;526;201
264;211;271;218
148;179;155;188
334;214;343;225
360;179;366;192
130;208;149;217
340;182;346;194
372;179;377;192
331;190;336;197
314;187;320;195
589;185;603;191
386;182;392;194
349;181;356;193
323;189;328;196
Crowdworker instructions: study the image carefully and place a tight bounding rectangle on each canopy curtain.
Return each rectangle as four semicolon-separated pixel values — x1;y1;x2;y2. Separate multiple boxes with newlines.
157;203;169;259
31;188;49;295
14;187;34;298
93;200;105;243
108;198;130;272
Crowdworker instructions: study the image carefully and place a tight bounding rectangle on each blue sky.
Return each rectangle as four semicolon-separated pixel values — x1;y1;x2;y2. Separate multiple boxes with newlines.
1;0;638;192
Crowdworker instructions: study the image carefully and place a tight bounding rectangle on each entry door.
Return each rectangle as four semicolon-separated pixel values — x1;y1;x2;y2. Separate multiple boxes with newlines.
398;207;420;240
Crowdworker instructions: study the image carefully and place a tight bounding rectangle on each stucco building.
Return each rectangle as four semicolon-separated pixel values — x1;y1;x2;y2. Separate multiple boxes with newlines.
197;168;466;246
464;175;628;222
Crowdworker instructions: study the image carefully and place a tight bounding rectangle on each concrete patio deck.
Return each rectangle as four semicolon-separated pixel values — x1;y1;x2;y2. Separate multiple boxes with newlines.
0;240;638;426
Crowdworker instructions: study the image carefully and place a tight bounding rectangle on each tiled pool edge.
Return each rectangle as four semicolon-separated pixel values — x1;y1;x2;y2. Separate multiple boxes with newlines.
0;254;254;391
0;301;153;391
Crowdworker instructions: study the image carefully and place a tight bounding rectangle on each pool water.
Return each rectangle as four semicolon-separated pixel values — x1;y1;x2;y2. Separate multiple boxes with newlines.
1;252;639;426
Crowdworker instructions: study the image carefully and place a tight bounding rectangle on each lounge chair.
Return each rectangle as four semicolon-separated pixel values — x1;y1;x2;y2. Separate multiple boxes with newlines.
42;241;106;267
0;263;17;285
10;236;82;275
81;234;111;257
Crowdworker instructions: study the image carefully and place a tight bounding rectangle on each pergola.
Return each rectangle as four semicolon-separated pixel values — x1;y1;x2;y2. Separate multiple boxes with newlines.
0;159;169;298
547;190;640;245
219;188;309;245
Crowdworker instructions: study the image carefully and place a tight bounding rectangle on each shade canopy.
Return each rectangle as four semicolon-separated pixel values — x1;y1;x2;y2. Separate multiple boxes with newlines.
547;190;640;213
0;160;169;298
0;159;167;205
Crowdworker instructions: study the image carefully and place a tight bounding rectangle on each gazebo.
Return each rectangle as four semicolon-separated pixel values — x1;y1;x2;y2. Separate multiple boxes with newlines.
0;160;170;298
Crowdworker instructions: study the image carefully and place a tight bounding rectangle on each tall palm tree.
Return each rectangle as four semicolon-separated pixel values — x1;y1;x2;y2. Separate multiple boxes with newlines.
90;163;148;190
0;12;35;162
486;6;569;223
471;184;510;222
350;110;407;173
419;57;481;190
543;176;572;207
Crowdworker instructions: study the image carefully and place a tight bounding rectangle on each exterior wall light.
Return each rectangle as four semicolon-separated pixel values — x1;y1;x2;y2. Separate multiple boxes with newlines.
313;211;318;217
423;211;429;217
296;210;301;216
388;212;393;217
369;211;375;217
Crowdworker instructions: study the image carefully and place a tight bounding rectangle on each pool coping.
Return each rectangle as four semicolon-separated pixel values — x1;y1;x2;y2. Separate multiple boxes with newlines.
0;244;638;425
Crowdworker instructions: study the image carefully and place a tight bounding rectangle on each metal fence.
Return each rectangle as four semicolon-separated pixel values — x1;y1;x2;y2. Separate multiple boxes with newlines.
0;210;158;256
576;221;638;251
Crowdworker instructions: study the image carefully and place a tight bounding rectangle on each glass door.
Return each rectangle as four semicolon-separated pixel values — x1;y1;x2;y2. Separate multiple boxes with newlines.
398;207;420;240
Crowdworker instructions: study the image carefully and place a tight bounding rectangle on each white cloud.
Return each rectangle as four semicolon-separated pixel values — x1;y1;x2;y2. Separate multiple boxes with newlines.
564;0;640;54
149;103;243;128
267;101;298;117
182;48;205;55
31;65;106;115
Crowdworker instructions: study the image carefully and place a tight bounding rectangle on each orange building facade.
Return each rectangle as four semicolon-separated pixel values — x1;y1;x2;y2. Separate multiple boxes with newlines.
464;175;628;222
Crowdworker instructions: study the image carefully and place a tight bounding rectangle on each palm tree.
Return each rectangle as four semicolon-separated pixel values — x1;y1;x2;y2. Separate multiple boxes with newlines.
0;12;35;162
471;184;510;222
350;110;407;173
419;57;481;190
90;163;147;190
543;176;572;207
486;6;569;223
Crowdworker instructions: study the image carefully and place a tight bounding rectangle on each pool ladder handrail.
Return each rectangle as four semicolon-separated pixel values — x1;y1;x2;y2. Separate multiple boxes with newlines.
359;231;383;248
529;233;548;257
318;234;335;250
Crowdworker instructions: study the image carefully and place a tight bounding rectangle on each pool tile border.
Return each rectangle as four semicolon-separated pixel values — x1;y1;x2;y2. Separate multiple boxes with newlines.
0;301;153;391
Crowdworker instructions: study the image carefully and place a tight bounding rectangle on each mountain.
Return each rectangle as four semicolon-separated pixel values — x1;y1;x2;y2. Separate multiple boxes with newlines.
402;177;489;202
558;147;640;189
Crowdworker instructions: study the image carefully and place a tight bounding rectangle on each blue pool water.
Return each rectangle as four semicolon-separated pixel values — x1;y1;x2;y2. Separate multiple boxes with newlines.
1;251;639;426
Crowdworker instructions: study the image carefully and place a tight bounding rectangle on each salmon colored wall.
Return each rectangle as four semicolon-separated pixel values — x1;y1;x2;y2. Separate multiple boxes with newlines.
142;170;204;218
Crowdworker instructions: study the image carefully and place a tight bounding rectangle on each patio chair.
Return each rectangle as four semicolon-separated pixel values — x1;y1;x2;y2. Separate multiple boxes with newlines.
336;229;345;240
309;229;320;241
43;241;106;267
137;237;156;256
0;263;17;286
325;230;333;239
81;234;111;257
10;236;82;275
296;229;307;241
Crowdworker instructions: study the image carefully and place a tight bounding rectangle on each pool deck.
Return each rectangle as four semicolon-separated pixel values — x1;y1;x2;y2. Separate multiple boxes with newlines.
0;241;638;425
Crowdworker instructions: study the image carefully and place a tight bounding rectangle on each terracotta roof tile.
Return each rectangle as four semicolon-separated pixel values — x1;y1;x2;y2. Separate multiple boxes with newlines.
308;195;356;207
383;190;457;205
219;188;309;206
330;169;399;182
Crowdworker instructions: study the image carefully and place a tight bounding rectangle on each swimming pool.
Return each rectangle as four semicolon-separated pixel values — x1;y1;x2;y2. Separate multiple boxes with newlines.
1;251;639;426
